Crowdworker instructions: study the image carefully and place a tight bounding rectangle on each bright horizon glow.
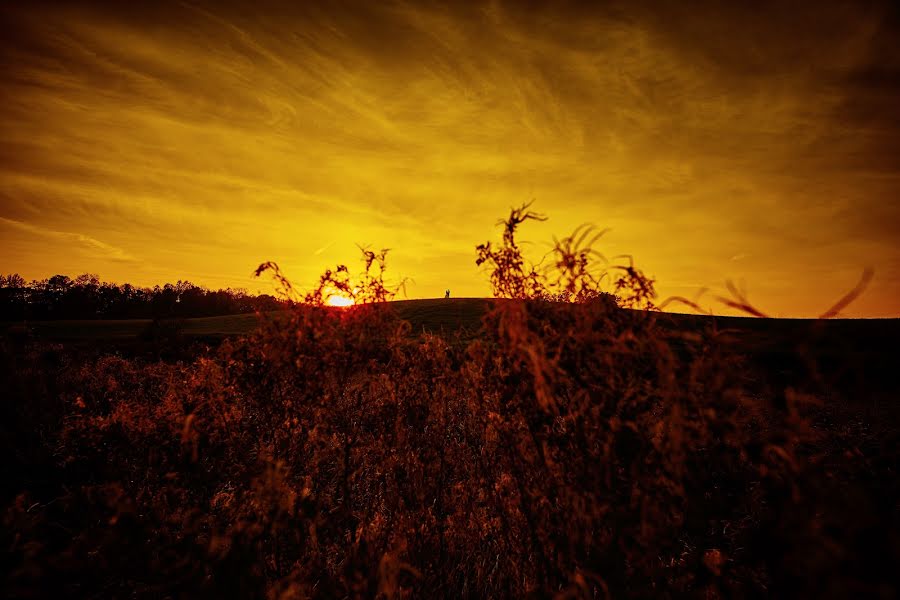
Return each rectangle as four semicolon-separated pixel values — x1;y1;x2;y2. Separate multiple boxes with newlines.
326;295;355;308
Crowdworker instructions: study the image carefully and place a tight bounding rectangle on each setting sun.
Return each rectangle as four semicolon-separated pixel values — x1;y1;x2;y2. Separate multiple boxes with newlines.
326;295;355;308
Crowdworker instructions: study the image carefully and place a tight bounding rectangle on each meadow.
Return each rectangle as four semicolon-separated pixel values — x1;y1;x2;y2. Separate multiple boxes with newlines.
2;206;898;599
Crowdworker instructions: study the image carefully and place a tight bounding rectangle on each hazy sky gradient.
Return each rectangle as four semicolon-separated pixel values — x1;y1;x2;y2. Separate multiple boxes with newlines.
2;0;899;316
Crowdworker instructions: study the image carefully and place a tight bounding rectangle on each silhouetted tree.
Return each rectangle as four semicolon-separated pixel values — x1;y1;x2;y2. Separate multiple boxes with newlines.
0;273;290;320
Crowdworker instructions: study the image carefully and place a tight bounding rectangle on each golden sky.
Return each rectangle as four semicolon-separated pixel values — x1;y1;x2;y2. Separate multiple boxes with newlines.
1;0;899;316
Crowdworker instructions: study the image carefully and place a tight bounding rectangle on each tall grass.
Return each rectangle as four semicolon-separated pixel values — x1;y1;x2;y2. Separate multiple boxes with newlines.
2;207;896;599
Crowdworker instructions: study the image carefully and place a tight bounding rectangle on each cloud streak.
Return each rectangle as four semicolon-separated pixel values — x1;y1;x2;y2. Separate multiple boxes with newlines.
0;216;137;263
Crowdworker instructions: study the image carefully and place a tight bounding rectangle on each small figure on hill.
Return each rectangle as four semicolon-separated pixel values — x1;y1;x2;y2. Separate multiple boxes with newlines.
445;289;450;299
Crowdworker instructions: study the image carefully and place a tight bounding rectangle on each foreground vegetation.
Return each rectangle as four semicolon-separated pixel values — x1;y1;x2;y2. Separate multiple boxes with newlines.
3;206;898;598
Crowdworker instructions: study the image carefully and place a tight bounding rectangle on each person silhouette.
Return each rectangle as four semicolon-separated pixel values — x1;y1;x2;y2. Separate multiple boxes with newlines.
445;289;450;299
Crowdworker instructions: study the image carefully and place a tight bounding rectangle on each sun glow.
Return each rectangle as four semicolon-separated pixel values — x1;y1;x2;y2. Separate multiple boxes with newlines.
326;295;355;308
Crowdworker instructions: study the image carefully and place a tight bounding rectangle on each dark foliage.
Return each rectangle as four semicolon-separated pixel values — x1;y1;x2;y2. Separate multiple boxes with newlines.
1;209;897;599
0;273;287;321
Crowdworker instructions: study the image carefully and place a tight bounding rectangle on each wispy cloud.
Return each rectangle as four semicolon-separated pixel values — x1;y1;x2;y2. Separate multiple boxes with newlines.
0;217;137;263
313;240;335;256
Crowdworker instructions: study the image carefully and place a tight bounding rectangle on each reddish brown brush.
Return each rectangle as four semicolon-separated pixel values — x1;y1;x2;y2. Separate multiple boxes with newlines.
1;207;896;599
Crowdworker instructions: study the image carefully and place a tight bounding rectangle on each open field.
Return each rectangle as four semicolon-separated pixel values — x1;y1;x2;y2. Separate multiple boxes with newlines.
0;298;494;341
5;296;899;344
0;312;264;340
4;298;898;393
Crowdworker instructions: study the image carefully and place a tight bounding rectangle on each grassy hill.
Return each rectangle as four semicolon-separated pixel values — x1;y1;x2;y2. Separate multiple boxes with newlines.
3;298;898;395
4;297;898;347
3;297;898;353
0;298;495;341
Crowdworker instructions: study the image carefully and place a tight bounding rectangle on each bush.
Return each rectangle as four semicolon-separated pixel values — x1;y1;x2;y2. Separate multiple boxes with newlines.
2;206;896;599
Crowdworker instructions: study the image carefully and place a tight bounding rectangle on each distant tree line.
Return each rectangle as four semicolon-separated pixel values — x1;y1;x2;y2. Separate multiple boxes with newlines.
0;273;288;321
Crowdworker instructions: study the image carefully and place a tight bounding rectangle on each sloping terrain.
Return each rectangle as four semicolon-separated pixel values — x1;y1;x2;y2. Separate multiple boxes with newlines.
3;298;898;400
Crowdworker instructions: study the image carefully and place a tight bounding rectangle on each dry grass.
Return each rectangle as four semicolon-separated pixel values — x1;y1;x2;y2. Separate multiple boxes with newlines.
2;206;897;599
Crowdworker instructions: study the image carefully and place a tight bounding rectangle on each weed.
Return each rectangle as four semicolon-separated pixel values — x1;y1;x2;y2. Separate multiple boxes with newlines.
1;206;895;599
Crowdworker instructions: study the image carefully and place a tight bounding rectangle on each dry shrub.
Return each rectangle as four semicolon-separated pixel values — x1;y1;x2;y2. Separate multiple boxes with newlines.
2;207;896;599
